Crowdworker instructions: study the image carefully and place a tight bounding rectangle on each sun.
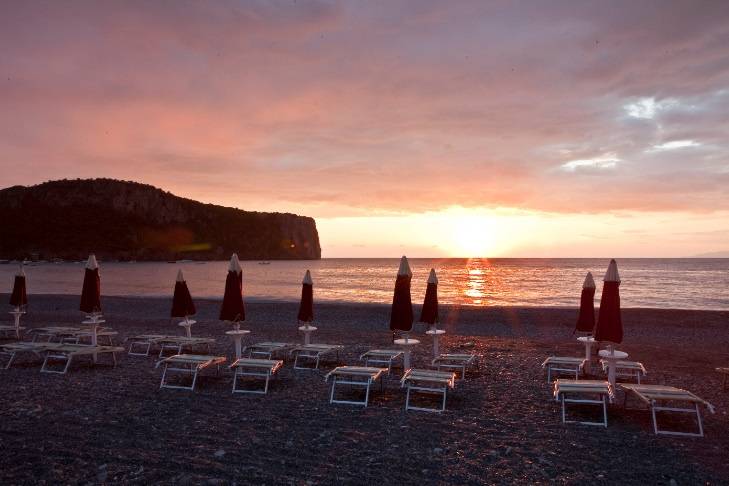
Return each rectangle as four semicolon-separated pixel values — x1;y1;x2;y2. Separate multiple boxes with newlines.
448;214;498;257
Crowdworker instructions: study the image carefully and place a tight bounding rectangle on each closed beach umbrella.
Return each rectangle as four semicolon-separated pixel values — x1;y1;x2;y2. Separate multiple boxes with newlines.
389;256;413;333
419;268;439;327
80;254;101;315
297;270;314;323
219;253;245;323
171;269;196;319
594;259;622;344
9;265;28;309
574;272;596;334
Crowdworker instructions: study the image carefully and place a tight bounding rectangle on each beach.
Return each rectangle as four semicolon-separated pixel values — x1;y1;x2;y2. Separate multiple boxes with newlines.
1;295;728;485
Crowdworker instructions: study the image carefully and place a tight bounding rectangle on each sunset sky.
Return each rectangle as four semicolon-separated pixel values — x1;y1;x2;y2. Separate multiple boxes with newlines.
1;1;728;257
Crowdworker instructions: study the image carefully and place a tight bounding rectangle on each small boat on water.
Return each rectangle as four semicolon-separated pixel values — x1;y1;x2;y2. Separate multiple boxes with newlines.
258;261;271;265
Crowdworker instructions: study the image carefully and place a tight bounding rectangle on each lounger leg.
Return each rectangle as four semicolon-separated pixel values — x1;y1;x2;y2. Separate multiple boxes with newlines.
561;395;566;423
63;356;72;374
264;372;270;394
651;401;659;435
602;395;608;427
547;366;552;383
160;363;169;389
329;376;337;404
364;378;371;407
190;368;198;391
695;403;704;437
2;351;15;370
441;388;447;412
405;385;412;411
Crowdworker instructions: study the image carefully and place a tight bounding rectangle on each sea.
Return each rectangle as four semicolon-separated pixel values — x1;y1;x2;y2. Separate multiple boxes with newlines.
1;258;728;310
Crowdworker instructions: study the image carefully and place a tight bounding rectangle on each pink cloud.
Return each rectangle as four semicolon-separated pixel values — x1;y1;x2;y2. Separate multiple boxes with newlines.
1;1;728;216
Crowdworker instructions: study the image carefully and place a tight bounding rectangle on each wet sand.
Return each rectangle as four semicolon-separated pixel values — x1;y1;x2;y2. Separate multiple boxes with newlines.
1;295;728;485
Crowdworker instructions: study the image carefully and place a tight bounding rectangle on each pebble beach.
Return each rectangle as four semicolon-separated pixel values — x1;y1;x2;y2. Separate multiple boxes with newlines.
1;295;728;485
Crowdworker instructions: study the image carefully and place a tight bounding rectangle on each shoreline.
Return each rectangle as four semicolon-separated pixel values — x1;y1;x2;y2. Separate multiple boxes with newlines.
1;295;728;483
4;293;729;314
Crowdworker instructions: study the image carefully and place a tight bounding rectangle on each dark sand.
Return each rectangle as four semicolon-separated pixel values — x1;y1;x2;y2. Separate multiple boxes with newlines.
1;295;728;485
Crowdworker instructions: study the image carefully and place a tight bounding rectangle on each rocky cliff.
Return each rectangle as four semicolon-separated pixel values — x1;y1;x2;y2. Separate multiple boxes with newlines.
0;179;321;261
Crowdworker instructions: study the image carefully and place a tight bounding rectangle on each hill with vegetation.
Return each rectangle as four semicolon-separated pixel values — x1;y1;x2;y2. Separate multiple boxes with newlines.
0;179;321;261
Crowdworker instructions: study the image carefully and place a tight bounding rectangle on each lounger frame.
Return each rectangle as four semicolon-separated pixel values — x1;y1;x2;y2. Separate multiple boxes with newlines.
553;380;613;427
230;358;284;395
600;359;646;384
621;384;715;437
158;354;226;391
0;342;60;369
0;325;25;339
359;349;403;374
242;342;292;360
40;345;124;374
432;353;478;380
156;337;214;358
401;369;456;413
291;344;342;370
325;366;386;407
542;357;585;382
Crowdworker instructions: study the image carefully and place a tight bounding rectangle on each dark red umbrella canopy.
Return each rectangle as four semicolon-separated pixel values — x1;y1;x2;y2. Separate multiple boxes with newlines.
419;268;439;325
594;260;623;344
9;267;27;308
219;254;245;322
389;256;413;332
171;270;196;318
79;255;101;314
574;272;596;334
297;270;314;322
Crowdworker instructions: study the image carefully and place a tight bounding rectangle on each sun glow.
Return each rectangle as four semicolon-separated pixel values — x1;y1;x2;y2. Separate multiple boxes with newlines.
448;215;499;257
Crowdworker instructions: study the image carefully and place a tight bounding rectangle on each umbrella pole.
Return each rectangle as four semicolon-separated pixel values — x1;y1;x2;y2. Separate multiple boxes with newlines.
184;315;191;338
607;344;616;387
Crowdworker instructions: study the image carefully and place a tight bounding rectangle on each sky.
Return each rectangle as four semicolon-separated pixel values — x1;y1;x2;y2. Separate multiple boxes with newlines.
1;1;728;257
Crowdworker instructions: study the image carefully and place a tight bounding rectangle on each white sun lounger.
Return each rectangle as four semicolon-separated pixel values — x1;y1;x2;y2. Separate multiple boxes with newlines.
620;383;715;437
59;330;118;346
29;327;82;342
40;344;125;374
325;366;387;407
242;342;293;360
230;358;284;395
553;379;613;427
359;349;403;374
542;356;586;382
0;325;25;339
157;354;226;391
0;342;65;369
290;344;344;370
126;334;168;356
599;359;647;384
716;367;728;391
432;353;478;379
154;336;215;358
401;369;457;413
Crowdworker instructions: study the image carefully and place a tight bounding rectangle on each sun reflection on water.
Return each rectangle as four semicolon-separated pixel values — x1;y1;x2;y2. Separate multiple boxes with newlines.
464;259;488;304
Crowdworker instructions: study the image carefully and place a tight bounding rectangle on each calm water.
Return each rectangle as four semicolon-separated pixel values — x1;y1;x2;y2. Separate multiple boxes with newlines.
2;258;728;310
